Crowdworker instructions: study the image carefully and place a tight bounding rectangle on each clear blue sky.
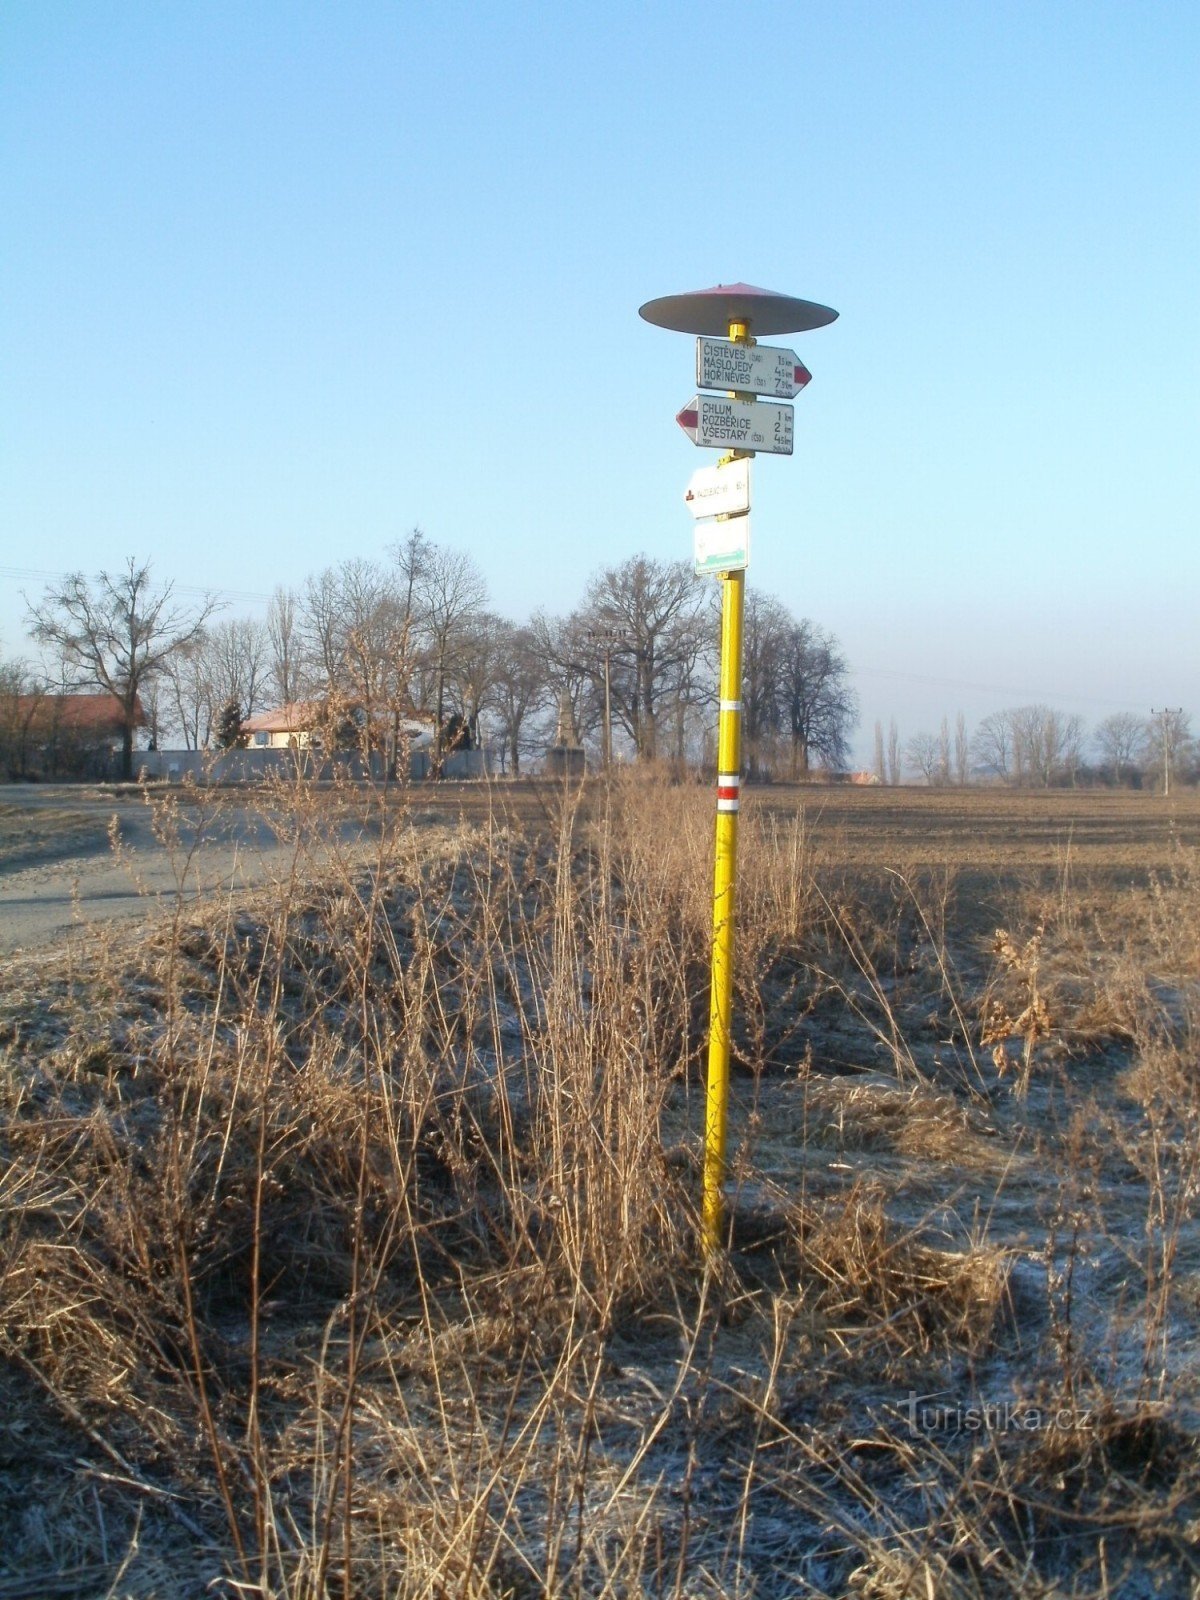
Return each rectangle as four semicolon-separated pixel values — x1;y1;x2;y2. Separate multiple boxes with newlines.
3;0;1196;758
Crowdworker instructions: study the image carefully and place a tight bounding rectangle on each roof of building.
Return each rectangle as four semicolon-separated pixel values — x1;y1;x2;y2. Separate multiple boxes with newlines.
13;693;146;734
241;702;321;734
243;702;434;736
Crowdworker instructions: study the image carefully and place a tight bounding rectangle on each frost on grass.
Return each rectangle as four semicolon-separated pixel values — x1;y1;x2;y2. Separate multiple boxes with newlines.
1;779;1198;1597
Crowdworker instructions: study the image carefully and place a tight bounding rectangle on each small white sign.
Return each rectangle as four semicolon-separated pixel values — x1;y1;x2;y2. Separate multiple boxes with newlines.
684;458;750;519
676;395;793;456
695;513;750;575
696;337;812;399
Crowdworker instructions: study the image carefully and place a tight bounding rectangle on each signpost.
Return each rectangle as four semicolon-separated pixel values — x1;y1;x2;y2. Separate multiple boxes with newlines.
675;395;794;455
696;337;811;399
684;459;750;519
639;281;838;1254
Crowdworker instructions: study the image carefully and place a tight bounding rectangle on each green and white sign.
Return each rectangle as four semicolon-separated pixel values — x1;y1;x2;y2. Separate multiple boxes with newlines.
694;512;750;575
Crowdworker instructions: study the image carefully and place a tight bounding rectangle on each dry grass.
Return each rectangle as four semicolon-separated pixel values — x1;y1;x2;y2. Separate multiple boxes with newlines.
1;774;1198;1597
0;801;110;870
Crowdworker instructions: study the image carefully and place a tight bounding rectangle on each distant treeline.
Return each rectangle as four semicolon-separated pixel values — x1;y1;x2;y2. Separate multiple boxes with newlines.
873;706;1194;790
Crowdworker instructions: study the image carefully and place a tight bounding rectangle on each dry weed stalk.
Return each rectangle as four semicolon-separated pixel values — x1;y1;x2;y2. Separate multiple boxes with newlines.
982;926;1052;1097
1;775;1198;1596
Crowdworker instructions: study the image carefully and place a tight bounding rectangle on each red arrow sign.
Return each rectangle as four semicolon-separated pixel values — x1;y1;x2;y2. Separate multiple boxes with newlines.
675;395;794;455
694;338;813;400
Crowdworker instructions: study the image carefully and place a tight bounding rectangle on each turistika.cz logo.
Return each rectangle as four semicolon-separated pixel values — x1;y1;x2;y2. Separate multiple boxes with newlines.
904;1392;1094;1437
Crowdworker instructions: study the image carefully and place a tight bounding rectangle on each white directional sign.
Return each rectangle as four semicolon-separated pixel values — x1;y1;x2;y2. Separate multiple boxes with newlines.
684;458;750;520
676;395;793;456
696;337;812;399
694;513;750;575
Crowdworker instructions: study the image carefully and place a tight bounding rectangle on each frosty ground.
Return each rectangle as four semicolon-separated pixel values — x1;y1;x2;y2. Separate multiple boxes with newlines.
1;778;1198;1598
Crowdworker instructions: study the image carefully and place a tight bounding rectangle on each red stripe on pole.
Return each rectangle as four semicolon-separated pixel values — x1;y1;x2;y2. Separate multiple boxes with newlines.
716;785;739;802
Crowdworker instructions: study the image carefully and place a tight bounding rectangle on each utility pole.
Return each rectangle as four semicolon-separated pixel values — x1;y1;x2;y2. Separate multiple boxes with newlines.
586;627;631;770
1151;707;1185;796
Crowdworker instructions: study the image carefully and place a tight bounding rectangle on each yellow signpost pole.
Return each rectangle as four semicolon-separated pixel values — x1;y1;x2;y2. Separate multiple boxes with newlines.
637;280;838;1256
701;317;753;1253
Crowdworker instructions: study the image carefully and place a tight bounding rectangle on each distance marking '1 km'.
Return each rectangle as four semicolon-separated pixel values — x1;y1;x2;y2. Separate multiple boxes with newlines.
676;395;793;456
696;337;812;399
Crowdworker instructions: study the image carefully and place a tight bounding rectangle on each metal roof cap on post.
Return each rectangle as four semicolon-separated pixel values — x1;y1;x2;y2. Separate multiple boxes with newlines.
638;281;838;336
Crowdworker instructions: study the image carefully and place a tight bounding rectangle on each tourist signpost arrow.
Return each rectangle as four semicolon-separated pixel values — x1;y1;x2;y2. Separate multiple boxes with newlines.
684;458;750;519
639;281;838;1255
675;395;794;455
696;337;811;399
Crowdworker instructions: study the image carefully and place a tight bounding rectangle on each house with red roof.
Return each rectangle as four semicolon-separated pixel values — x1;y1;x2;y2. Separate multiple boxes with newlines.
2;693;147;780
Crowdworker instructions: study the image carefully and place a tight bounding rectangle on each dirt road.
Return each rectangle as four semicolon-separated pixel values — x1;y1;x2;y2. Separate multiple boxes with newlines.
0;778;563;955
4;778;1195;957
0;784;357;954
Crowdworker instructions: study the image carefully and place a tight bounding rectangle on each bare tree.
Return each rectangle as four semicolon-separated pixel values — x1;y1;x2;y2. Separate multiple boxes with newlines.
266;586;302;706
491;623;552;775
887;718;900;787
972;710;1015;783
905;730;941;785
206;618;269;723
530;562;853;780
1013;705;1085;787
413;545;488;772
974;705;1085;787
0;658;50;779
27;560;218;778
779;619;856;777
937;717;952;786
299;559;416;761
580;555;707;762
162;633;213;750
873;719;886;785
954;711;970;785
388;527;429;712
1057;713;1088;788
451;611;506;746
1093;712;1147;785
528;610;598;753
139;674;167;753
391;527;429;625
741;591;789;777
158;619;267;750
342;598;408;741
301;566;345;690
